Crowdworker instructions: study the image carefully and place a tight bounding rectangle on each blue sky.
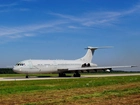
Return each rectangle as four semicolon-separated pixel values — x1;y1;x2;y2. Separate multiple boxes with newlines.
0;0;140;70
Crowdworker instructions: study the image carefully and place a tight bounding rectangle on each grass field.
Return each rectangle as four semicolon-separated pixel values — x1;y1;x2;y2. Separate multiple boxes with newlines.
0;75;140;105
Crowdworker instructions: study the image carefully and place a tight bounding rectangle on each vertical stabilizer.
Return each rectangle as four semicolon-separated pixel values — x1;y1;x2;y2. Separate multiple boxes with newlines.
77;46;112;63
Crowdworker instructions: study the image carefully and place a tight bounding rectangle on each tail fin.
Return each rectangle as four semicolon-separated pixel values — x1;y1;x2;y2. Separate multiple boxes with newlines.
77;46;112;63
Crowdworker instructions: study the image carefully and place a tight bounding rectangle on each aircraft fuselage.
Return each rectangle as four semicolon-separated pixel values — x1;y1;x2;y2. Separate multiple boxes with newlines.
13;59;97;74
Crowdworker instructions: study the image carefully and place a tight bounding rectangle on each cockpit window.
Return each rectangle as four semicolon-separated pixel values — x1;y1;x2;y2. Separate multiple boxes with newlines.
16;63;25;66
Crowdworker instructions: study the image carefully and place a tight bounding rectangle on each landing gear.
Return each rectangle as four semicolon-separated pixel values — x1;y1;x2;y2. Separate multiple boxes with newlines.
26;75;29;78
94;69;97;72
59;73;66;77
73;71;81;77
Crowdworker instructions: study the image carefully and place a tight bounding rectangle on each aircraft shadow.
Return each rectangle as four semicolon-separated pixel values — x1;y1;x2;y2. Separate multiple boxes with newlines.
37;75;72;78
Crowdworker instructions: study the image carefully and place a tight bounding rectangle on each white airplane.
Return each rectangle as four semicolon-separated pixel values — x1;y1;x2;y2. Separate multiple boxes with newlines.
13;46;135;78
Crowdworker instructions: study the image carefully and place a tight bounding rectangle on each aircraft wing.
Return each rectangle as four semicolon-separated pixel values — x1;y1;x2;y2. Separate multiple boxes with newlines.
68;65;136;71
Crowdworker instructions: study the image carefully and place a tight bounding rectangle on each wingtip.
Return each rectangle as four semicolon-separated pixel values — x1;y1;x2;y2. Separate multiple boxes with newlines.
131;65;137;68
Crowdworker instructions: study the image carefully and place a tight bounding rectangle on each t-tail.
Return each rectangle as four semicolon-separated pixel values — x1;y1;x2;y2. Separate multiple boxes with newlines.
76;46;113;63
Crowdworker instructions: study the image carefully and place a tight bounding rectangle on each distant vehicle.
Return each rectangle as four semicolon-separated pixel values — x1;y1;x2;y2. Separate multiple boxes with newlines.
13;46;135;78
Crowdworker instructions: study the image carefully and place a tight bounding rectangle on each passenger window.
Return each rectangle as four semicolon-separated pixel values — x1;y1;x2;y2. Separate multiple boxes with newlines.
16;63;25;66
16;63;20;66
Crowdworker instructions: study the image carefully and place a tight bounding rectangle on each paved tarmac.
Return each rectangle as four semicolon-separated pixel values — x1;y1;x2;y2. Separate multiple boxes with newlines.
0;73;140;81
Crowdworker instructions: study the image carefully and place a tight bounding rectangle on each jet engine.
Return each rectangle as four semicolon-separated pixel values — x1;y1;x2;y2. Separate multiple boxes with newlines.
106;69;112;72
82;63;90;67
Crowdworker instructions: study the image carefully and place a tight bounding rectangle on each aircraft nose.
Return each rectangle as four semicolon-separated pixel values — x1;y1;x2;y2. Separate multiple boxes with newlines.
13;66;21;73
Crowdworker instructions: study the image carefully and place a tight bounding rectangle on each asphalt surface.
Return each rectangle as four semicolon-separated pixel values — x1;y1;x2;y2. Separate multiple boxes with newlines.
0;73;140;81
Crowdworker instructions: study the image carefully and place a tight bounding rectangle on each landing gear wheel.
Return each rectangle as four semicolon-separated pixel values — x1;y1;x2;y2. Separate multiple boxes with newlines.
59;73;66;77
26;75;29;78
73;73;81;77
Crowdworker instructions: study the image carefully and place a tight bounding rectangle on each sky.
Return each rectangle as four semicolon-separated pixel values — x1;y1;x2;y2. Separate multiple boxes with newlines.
0;0;140;70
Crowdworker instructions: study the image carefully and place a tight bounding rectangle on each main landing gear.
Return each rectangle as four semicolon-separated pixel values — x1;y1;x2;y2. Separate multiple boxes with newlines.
26;75;29;78
73;71;81;77
59;73;66;77
59;72;81;77
73;73;81;77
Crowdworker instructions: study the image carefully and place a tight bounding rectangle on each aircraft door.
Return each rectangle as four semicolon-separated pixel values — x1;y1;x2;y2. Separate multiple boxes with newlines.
53;60;57;70
27;60;40;73
28;60;33;69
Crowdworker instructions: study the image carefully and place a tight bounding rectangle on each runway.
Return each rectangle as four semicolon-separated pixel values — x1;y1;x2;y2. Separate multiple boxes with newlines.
0;73;140;81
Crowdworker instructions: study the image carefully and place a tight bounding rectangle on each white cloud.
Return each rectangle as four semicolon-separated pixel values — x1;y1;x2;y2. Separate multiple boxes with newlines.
68;26;79;29
24;33;35;37
0;2;30;13
0;21;68;39
1;3;140;42
49;12;120;27
123;4;140;15
49;4;140;27
0;3;18;8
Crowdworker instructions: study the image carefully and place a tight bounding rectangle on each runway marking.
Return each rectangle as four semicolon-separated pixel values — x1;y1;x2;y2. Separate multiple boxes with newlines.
0;73;140;81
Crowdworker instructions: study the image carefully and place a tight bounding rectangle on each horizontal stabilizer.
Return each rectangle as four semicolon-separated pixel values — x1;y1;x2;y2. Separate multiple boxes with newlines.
86;46;113;50
77;46;113;63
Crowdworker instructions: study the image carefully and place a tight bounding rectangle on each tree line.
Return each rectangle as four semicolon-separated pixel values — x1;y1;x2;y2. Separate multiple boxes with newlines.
0;68;16;74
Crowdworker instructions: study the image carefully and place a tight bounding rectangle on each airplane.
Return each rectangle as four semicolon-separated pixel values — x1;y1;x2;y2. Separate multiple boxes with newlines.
13;46;135;78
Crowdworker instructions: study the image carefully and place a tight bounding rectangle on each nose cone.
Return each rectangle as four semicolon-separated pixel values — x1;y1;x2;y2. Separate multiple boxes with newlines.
13;66;21;73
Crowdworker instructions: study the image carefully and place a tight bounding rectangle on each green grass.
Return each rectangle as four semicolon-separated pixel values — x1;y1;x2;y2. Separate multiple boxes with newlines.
0;76;140;95
0;76;140;105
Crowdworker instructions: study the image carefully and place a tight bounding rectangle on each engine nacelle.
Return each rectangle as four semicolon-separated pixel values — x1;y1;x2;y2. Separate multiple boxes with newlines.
90;63;97;67
106;69;111;72
82;63;90;67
